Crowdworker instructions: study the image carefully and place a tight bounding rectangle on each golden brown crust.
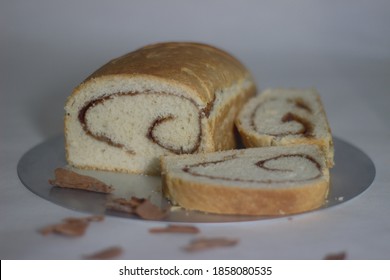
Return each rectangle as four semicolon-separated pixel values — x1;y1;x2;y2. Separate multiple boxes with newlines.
80;42;252;103
162;166;329;216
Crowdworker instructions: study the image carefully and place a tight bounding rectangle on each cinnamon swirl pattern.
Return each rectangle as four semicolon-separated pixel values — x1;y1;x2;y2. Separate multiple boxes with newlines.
236;88;334;167
77;92;202;156
250;98;314;137
162;144;330;216
66;90;208;174
183;153;322;184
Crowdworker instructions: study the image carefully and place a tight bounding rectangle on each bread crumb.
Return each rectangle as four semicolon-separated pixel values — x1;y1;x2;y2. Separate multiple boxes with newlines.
106;196;169;220
49;168;114;193
135;199;170;220
83;246;123;260
39;215;104;237
183;237;238;252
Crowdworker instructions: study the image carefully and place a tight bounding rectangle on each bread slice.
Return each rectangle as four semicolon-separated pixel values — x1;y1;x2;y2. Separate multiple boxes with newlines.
235;88;334;167
65;42;256;174
161;144;330;216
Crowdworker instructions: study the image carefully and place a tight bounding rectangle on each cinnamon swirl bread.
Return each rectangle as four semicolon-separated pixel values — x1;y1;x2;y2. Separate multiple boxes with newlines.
65;42;256;174
161;144;329;216
235;88;334;167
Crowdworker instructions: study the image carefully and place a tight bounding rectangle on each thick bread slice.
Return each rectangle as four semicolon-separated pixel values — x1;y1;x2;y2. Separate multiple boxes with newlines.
161;145;330;216
235;88;334;167
65;42;256;174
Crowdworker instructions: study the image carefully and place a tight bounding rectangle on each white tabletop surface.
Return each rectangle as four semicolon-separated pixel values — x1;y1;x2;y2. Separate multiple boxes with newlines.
1;1;390;260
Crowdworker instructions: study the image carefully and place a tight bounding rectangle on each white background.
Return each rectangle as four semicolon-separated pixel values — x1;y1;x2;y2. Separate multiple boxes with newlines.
1;0;390;259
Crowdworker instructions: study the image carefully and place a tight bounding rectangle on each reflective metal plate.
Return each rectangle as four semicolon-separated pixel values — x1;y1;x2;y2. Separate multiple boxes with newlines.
17;135;375;222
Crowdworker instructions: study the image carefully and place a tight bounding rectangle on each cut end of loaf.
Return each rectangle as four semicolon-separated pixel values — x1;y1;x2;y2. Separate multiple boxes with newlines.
236;88;334;168
65;76;209;174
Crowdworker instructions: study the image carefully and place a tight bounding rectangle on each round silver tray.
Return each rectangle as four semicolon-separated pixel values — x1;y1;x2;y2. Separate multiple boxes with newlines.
17;135;375;222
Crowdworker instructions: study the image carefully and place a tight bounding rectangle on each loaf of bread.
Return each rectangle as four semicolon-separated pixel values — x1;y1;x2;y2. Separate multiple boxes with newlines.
235;88;334;167
161;144;330;216
65;42;256;174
